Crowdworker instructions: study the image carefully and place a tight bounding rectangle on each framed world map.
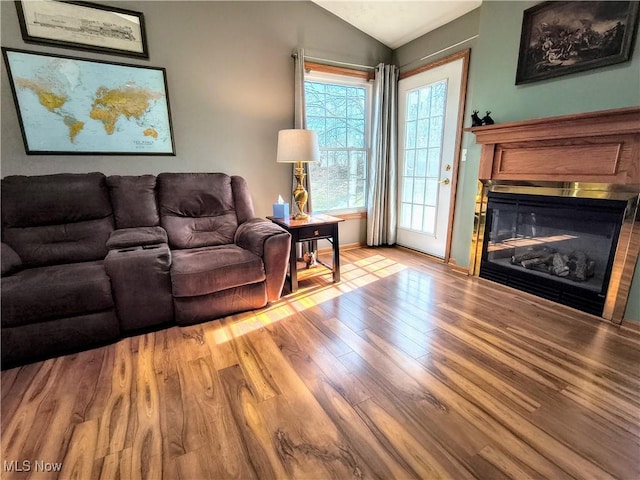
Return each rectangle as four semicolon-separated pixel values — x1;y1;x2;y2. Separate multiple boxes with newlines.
2;48;175;155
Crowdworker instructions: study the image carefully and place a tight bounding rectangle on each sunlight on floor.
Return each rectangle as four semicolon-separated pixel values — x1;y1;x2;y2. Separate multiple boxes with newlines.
207;254;408;345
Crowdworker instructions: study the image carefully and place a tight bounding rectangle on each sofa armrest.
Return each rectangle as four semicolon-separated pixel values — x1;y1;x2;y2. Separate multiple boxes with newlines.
1;242;22;277
104;243;174;331
106;226;168;250
235;218;291;301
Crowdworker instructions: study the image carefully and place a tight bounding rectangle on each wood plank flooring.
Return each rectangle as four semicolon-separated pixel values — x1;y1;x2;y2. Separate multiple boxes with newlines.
2;246;639;479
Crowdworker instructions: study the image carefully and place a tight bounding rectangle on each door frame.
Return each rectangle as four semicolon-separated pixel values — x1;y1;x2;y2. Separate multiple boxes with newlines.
399;49;470;263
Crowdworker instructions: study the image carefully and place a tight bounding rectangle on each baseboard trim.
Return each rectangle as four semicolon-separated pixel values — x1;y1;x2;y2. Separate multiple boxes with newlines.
620;319;640;334
317;242;366;254
448;257;470;275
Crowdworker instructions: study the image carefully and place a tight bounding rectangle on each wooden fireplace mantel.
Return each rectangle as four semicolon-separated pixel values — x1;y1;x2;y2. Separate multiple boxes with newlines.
468;106;640;184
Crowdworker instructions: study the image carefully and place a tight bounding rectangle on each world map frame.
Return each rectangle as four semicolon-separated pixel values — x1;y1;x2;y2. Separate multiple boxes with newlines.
2;48;175;155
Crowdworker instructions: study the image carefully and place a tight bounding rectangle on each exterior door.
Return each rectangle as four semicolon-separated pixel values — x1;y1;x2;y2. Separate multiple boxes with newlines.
397;56;465;258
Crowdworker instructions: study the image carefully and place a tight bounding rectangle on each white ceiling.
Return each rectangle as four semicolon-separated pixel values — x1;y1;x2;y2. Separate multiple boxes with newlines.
312;1;482;49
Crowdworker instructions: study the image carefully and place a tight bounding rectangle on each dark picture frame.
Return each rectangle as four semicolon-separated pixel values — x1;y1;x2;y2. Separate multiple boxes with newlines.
515;1;639;84
3;48;175;155
15;0;149;59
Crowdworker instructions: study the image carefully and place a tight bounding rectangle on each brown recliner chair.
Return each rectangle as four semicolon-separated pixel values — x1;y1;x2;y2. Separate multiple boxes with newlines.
157;173;291;325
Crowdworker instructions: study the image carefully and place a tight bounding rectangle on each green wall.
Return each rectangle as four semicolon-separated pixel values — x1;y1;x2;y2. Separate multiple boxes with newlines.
397;1;640;321
459;1;640;321
1;1;391;245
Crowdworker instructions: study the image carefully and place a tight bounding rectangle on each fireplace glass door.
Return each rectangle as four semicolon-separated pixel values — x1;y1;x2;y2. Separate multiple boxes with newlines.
480;192;627;315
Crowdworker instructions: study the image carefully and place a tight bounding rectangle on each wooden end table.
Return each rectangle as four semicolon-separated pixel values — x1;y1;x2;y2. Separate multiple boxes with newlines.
267;213;344;292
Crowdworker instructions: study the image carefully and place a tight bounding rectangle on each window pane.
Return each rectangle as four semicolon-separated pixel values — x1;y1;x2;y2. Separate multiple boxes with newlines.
347;118;365;147
347;89;365;119
305;79;369;212
325;118;347;147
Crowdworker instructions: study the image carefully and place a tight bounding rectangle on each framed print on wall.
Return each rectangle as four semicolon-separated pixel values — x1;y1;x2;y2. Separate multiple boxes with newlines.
2;48;176;155
15;0;149;59
515;1;639;84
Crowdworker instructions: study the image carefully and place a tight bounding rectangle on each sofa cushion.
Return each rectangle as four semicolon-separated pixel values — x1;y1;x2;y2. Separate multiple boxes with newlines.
1;261;114;327
157;173;239;249
2;173;114;266
171;245;265;297
2;173;112;227
3;217;113;267
107;175;160;228
106;226;168;250
1;242;22;277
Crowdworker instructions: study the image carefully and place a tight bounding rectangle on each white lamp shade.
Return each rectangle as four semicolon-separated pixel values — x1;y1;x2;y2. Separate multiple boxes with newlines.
276;129;320;163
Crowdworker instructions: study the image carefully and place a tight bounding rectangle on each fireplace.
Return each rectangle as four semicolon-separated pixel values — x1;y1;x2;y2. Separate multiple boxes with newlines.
468;107;640;324
481;190;629;316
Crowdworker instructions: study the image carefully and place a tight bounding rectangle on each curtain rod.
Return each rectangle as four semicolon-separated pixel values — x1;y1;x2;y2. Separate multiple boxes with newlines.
292;52;376;71
399;34;479;69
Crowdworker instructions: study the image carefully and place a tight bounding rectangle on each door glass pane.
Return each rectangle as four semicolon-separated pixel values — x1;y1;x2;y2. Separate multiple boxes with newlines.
403;178;414;203
425;178;438;206
416;119;428;148
400;79;448;233
418;87;431;118
407;91;419;120
405;121;416;149
414;177;426;205
401;203;412;227
412;205;424;230
428;116;443;146
423;206;437;235
415;149;427;177
432;81;446;116
404;149;415;176
427;148;440;177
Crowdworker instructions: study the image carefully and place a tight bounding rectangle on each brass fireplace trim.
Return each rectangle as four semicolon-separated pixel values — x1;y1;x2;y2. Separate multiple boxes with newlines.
470;181;640;324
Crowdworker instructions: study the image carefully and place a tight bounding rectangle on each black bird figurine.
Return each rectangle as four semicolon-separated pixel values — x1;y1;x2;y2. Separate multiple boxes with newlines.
471;110;483;127
482;111;495;125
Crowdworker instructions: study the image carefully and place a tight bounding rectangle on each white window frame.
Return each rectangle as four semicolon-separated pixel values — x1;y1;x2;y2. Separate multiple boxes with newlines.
304;70;373;215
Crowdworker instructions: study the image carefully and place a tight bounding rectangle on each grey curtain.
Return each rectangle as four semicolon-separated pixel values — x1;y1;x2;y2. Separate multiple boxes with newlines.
367;63;399;246
293;48;312;214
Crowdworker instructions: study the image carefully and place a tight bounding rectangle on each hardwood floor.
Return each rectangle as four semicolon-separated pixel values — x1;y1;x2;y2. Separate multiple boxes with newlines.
2;246;639;479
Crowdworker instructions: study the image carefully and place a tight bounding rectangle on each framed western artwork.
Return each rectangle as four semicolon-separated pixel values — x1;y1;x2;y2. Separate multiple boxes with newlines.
516;1;639;84
2;48;176;155
15;0;149;59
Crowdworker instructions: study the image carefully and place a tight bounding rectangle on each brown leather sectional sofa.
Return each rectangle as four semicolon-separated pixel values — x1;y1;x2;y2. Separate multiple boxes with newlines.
1;172;291;368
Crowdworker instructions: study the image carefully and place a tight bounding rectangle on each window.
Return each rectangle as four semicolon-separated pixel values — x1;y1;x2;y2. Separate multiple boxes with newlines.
304;71;371;213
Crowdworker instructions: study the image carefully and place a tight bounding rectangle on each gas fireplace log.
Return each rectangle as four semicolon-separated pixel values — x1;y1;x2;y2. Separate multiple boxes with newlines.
550;253;570;277
511;248;554;265
587;260;595;278
567;251;589;281
521;255;553;269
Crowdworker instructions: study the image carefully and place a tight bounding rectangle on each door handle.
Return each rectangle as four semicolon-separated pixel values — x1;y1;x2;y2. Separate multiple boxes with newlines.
438;178;450;185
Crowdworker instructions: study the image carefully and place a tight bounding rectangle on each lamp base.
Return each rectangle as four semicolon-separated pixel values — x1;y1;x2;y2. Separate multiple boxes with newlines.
293;162;310;220
294;212;311;220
